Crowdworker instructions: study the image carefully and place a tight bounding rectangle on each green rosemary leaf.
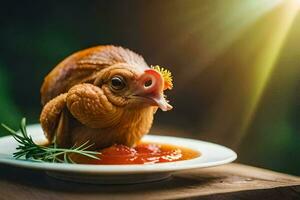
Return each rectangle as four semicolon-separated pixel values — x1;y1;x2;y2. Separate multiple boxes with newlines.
1;123;18;134
1;118;101;163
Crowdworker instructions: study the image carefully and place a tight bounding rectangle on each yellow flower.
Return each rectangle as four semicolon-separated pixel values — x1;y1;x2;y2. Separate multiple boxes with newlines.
151;65;173;90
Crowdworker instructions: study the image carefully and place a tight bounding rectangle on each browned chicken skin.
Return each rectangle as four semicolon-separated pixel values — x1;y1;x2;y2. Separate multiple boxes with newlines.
40;45;172;149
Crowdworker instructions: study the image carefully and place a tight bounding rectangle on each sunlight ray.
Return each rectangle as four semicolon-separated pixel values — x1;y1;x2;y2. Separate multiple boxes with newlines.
236;0;300;146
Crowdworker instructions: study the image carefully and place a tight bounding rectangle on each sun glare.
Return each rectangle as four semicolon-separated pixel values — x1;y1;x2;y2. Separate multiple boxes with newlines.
199;0;300;147
234;0;300;146
295;0;300;6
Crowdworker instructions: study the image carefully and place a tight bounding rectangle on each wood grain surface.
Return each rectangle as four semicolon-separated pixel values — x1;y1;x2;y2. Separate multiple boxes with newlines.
0;163;299;200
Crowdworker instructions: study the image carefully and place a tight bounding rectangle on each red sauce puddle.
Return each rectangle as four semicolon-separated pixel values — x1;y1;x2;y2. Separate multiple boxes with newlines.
72;143;200;165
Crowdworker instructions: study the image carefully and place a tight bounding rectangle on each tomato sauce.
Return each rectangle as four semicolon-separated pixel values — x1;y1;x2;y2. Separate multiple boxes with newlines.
73;143;200;165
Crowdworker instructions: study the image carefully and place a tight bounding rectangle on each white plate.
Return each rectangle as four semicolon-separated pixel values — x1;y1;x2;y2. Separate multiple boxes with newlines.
0;124;237;184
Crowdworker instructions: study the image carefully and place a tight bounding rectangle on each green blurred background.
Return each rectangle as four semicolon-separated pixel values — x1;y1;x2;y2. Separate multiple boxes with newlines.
0;0;299;175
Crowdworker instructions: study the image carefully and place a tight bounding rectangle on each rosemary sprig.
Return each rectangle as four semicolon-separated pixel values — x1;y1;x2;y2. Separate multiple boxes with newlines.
1;118;100;163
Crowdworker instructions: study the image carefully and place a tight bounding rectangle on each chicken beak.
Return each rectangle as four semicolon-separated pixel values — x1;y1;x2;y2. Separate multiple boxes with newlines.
134;69;172;111
148;93;173;111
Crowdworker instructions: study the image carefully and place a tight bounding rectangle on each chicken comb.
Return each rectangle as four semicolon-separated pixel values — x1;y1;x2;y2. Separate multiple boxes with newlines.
151;65;173;90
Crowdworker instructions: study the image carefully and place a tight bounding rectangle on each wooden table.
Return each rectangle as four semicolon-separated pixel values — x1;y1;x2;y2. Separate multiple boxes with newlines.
0;163;299;200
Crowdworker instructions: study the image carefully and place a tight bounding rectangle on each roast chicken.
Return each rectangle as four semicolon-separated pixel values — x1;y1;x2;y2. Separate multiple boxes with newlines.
40;45;173;149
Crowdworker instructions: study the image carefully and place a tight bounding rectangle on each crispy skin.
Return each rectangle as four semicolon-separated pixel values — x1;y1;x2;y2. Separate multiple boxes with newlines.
70;106;154;149
40;93;67;143
40;45;155;149
66;83;119;129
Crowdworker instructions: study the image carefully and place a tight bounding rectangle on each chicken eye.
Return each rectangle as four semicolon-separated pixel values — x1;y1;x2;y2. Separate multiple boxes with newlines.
110;76;126;90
